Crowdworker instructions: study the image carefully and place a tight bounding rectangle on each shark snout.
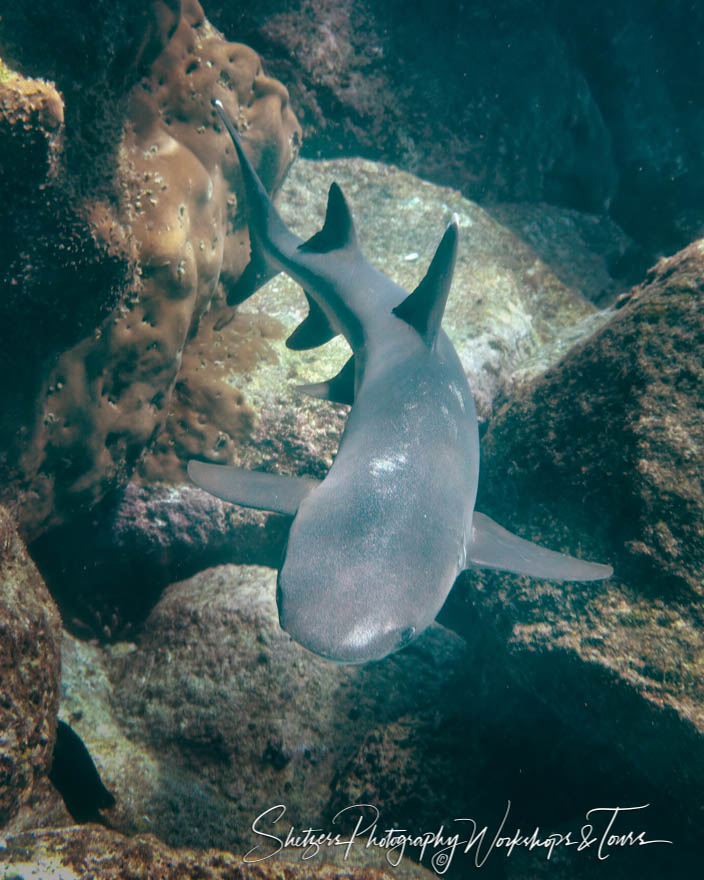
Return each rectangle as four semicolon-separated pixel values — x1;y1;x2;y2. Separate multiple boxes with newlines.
277;577;417;663
306;623;417;665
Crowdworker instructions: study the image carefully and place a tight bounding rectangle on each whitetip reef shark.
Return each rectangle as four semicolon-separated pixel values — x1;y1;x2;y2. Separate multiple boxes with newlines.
188;98;613;665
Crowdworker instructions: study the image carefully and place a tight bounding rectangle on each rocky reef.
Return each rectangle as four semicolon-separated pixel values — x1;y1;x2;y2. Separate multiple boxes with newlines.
210;0;704;264
0;507;63;829
27;155;616;638
441;241;704;810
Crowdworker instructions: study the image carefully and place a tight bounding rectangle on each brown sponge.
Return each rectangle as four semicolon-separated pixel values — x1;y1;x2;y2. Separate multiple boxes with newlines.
1;1;300;540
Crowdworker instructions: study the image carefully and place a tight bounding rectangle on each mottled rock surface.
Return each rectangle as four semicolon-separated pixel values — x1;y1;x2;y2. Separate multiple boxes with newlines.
486;203;634;305
211;0;617;211
441;239;704;835
0;824;436;880
210;0;704;256
54;565;691;878
58;564;473;851
0;507;62;828
30;483;288;639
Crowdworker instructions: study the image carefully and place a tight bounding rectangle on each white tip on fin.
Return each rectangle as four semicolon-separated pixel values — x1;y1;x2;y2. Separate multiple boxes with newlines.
465;511;613;581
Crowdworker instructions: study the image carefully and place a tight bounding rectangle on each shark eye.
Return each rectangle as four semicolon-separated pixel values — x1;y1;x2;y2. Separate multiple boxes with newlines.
397;626;416;648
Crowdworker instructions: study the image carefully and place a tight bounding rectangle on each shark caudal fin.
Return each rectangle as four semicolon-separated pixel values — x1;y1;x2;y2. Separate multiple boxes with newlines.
188;460;319;516
392;214;459;347
213;99;291;306
465;511;613;581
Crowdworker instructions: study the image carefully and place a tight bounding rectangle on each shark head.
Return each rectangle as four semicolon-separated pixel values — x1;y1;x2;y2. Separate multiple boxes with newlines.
276;561;420;664
273;483;455;664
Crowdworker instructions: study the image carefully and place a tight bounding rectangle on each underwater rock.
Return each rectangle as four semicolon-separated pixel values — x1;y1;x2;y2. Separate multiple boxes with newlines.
29;482;289;640
59;564;470;851
1;0;300;542
0;507;62;828
54;573;694;875
485;202;635;306
0;824;437;880
560;0;704;255
210;0;617;212
441;238;704;831
210;0;704;257
331;694;686;879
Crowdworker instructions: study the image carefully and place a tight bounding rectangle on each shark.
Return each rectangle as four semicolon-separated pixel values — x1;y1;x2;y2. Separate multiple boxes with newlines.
188;98;613;664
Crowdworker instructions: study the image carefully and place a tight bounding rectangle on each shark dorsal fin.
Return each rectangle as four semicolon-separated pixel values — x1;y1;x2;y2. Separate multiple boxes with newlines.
286;292;338;350
392;214;459;347
299;183;357;254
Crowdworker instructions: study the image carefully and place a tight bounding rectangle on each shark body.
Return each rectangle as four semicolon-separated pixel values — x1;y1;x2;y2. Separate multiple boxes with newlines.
188;100;612;664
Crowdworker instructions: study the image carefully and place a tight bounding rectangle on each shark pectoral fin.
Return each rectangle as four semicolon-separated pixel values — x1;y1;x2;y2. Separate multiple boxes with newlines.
296;355;355;405
465;511;613;581
392;214;459;347
188;460;319;515
286;291;338;350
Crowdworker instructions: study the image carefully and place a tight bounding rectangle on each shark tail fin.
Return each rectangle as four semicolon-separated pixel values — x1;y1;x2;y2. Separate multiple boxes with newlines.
296;355;356;405
286;292;338;350
213;98;290;263
299;183;357;253
465;511;613;581
188;460;319;516
392;214;459;347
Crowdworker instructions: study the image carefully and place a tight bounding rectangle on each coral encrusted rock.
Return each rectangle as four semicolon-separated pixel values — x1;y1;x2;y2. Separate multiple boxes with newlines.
0;0;300;541
441;238;704;834
0;506;62;828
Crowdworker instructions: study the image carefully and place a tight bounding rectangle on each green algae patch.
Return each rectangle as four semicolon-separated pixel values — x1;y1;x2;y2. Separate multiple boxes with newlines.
0;57;18;82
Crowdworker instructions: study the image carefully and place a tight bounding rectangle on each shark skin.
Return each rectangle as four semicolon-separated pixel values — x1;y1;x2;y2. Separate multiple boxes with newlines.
188;99;613;665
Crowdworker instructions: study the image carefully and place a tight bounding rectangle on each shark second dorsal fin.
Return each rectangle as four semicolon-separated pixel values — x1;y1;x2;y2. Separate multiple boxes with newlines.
296;355;356;405
392;214;459;347
286;292;338;350
298;183;357;254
